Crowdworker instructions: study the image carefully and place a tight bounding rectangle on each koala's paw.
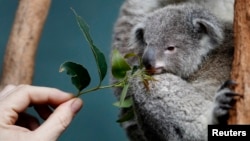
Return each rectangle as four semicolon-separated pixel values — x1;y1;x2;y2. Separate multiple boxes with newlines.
212;80;242;124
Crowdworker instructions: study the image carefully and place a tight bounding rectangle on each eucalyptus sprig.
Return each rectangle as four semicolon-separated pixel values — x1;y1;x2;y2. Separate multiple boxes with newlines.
59;8;153;122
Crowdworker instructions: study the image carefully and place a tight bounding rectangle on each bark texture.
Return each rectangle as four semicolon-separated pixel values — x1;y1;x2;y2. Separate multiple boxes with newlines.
229;0;250;124
0;0;51;90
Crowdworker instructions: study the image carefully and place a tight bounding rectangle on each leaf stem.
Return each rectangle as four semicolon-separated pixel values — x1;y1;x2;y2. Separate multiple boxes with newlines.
77;81;124;96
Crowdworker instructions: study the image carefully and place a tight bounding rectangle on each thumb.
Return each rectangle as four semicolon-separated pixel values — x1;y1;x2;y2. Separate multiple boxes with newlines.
34;98;83;141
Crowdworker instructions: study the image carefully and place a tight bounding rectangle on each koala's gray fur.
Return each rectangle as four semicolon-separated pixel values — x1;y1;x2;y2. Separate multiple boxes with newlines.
112;0;234;61
111;1;234;141
159;0;234;22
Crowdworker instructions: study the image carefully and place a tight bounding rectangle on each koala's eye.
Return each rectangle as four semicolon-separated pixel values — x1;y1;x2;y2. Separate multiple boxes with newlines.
164;46;176;53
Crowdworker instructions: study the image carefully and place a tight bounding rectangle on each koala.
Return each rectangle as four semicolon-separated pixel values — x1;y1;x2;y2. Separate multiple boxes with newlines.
126;4;234;141
110;1;235;141
112;0;234;62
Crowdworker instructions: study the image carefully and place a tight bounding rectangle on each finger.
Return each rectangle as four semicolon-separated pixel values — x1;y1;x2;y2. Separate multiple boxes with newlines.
0;84;17;99
0;85;73;124
35;98;83;140
2;85;73;112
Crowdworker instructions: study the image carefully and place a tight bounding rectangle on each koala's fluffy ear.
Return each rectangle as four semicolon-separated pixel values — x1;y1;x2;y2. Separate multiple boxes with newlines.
192;18;224;46
131;23;146;46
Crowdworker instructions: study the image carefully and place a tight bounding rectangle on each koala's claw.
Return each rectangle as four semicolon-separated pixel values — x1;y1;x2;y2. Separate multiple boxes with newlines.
218;80;237;91
213;80;241;124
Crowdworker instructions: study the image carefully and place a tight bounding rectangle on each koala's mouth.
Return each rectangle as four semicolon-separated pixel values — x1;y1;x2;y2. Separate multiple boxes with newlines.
145;67;166;75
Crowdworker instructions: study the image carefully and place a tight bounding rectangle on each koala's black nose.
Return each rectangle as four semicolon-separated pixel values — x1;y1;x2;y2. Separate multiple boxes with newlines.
142;47;155;70
143;59;153;70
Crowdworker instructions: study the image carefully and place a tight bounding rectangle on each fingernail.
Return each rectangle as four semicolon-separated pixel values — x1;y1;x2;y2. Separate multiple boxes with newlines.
71;98;83;114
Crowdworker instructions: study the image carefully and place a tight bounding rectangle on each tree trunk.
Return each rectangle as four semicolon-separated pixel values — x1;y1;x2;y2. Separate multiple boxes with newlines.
0;0;51;90
229;0;250;124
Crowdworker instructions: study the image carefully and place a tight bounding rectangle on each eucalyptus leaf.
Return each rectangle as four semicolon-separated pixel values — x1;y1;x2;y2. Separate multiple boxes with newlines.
124;53;137;58
71;8;107;83
124;53;143;69
119;83;130;105
116;108;134;123
131;65;139;75
59;61;91;92
112;49;131;79
113;97;133;108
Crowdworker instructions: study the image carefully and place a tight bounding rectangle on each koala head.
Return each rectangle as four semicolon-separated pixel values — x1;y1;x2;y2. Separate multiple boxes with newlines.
132;4;224;78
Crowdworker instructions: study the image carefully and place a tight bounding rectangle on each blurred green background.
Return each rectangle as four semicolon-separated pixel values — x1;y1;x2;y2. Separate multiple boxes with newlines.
0;0;129;141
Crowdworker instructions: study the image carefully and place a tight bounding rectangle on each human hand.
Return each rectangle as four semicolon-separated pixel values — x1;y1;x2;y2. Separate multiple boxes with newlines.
0;85;83;141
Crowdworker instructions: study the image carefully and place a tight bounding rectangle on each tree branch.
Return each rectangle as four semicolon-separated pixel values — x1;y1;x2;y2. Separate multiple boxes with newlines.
0;0;51;90
229;0;250;124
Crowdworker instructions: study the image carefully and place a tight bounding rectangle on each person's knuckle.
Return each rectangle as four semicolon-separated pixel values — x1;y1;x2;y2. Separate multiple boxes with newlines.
17;84;30;90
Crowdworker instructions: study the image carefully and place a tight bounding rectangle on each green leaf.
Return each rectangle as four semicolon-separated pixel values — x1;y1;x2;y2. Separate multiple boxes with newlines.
71;8;107;83
112;49;131;79
113;83;131;108
124;53;143;69
113;97;133;108
59;61;91;92
119;83;130;105
124;53;137;58
131;65;139;75
116;108;134;123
